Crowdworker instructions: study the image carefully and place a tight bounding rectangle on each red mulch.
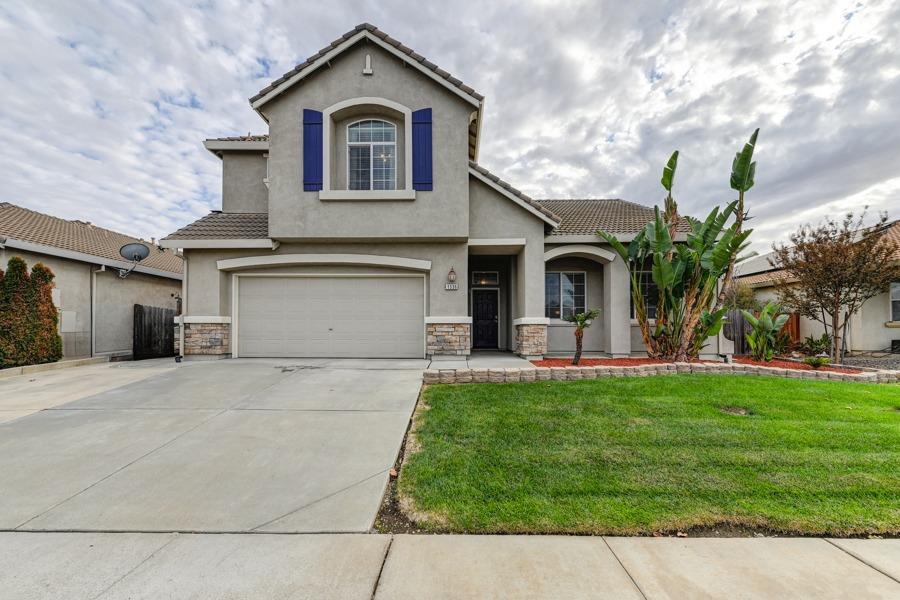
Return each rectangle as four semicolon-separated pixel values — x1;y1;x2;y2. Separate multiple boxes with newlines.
732;356;862;374
532;356;864;374
532;358;705;368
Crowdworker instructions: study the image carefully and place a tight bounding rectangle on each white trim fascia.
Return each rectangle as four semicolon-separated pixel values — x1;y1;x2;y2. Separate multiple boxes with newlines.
319;190;416;201
2;237;182;281
250;31;481;110
203;140;269;154
468;168;559;227
174;316;232;324
159;238;276;249
322;96;414;196
544;244;616;264
513;317;550;326
468;238;526;248
216;253;432;272
425;316;472;324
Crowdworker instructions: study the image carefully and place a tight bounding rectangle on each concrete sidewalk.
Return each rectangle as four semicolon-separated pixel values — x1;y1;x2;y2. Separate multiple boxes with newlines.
2;532;897;599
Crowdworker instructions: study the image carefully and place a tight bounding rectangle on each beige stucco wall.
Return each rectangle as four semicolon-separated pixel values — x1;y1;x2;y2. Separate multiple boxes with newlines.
262;42;474;241
94;270;180;356
468;179;547;318
545;257;605;354
0;248;92;358
221;152;268;213
852;290;898;351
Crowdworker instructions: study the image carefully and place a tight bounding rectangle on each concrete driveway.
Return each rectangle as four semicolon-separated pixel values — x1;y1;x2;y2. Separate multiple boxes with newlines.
0;358;424;533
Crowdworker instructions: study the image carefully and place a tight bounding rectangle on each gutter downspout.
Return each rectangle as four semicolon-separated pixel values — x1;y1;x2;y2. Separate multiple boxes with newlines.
91;265;105;357
178;255;187;360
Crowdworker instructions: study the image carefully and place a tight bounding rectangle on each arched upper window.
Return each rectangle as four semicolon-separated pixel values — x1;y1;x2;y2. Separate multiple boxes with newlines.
347;119;396;191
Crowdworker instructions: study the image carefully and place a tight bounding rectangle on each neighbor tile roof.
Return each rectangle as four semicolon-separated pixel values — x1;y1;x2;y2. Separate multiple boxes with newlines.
162;212;269;240
735;269;793;287
0;202;182;274
536;199;692;236
469;162;561;224
206;134;269;142
250;23;484;105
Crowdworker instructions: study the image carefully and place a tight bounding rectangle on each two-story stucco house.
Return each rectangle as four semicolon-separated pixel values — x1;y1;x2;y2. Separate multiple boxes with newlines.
161;23;726;361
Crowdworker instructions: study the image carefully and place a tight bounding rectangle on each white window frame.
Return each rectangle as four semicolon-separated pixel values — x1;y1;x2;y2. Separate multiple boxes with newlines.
630;267;658;320
890;281;900;322
346;119;397;192
545;271;587;321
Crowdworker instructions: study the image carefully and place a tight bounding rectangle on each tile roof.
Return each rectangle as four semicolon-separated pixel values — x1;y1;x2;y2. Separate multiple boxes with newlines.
876;219;900;261
162;212;269;240
536;199;692;236
206;134;269;142
735;269;793;287
0;202;182;274
469;162;561;224
250;23;484;105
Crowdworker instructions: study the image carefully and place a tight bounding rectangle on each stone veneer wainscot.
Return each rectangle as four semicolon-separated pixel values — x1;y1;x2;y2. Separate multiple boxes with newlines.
514;322;548;359
427;322;471;356
183;322;231;356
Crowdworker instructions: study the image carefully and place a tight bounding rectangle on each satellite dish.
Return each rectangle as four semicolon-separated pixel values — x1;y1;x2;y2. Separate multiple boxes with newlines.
120;242;150;262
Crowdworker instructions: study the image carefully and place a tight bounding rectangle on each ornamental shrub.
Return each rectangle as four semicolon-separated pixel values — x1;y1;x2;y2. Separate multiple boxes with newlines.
0;257;62;368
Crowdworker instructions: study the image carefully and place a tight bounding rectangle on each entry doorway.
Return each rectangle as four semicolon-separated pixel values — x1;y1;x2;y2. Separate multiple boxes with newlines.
472;288;499;349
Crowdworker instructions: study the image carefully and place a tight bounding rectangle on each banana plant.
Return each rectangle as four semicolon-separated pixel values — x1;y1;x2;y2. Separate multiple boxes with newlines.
741;301;789;362
598;131;758;361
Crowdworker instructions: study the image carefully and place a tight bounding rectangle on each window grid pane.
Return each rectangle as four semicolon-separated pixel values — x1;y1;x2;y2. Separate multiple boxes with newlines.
348;145;370;190
347;120;397;191
545;273;561;319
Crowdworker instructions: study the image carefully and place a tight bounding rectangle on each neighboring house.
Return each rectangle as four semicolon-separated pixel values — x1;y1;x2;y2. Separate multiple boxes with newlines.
0;202;183;359
735;219;900;353
161;23;728;360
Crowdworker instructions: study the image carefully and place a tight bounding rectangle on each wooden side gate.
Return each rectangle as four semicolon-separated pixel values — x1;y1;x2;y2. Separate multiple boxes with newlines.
133;304;176;360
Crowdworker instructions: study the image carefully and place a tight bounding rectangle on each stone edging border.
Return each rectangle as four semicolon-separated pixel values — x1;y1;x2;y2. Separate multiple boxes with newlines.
423;362;900;385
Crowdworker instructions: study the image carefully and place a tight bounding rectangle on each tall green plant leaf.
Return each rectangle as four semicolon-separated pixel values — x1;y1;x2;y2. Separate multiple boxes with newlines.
661;151;679;191
730;129;759;192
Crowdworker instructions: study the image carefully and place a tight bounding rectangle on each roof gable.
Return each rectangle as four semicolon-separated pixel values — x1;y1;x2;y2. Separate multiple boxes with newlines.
250;24;483;109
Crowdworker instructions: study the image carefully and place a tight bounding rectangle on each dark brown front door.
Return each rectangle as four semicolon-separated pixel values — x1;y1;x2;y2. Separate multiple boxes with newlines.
472;289;499;348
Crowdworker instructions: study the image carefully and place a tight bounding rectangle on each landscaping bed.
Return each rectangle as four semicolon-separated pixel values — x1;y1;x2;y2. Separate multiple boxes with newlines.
533;356;863;374
733;356;862;374
397;375;900;536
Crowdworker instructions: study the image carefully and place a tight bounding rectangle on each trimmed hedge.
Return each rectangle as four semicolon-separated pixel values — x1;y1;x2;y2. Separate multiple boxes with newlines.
0;256;63;368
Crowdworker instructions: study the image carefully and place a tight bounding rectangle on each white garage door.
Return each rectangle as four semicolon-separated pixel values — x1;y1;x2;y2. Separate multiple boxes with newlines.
237;276;424;358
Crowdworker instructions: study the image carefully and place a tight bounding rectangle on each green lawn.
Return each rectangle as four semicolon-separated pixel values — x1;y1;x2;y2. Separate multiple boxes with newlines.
398;375;900;535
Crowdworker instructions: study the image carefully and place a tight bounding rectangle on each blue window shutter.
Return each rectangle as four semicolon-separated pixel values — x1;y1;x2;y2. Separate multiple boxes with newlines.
412;108;433;191
302;109;323;191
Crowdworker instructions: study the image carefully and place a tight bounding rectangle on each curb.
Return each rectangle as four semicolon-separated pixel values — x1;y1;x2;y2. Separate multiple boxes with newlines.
422;362;900;385
0;356;110;379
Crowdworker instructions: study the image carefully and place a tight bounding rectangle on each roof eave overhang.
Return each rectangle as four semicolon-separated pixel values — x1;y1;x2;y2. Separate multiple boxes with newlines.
545;233;689;244
159;238;277;250
469;168;559;228
203;140;269;157
249;30;482;116
1;237;182;280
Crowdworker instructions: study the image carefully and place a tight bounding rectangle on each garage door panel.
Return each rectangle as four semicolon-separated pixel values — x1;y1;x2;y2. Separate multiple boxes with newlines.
238;276;424;358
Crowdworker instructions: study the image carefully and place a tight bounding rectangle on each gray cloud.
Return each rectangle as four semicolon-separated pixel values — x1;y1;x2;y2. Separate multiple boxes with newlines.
1;0;897;252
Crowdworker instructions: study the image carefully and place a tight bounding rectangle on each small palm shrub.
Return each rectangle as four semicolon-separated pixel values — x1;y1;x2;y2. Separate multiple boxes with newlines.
741;301;789;362
803;356;830;369
799;333;831;356
563;309;601;365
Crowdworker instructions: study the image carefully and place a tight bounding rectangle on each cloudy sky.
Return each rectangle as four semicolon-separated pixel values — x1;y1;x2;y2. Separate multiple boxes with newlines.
1;0;897;251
